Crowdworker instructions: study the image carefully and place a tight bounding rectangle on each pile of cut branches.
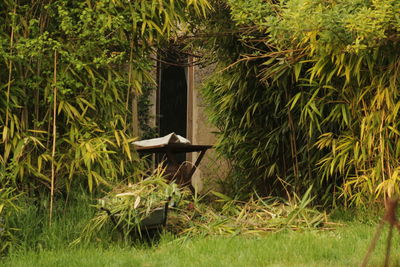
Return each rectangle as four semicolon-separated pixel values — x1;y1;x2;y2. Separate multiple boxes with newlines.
76;167;182;242
167;188;331;237
77;171;330;243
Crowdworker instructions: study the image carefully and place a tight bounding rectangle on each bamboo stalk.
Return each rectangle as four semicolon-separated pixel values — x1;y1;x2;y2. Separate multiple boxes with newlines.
128;41;139;137
125;41;134;117
35;2;49;129
286;89;299;190
132;95;139;137
379;111;387;202
4;4;17;148
49;50;58;225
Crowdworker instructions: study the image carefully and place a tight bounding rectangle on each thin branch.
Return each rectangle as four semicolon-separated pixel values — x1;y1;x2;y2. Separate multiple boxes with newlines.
220;48;304;73
150;56;208;68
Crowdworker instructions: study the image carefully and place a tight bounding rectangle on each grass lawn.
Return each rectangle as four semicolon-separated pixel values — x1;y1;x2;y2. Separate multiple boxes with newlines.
2;222;399;267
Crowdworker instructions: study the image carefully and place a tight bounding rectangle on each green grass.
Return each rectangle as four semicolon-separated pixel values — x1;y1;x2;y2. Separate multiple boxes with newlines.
2;192;398;266
2;222;400;267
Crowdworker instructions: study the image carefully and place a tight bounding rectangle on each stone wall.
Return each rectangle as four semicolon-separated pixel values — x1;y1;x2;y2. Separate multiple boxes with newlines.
189;63;229;192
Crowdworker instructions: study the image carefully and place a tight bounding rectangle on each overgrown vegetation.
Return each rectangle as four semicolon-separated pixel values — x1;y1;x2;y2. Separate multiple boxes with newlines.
0;186;21;254
0;178;329;257
138;83;158;139
1;0;399;264
0;0;210;255
77;168;327;243
0;0;209;199
197;0;400;205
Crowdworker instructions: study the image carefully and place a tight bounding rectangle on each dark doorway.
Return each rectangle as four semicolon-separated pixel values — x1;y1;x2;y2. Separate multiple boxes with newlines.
158;51;187;162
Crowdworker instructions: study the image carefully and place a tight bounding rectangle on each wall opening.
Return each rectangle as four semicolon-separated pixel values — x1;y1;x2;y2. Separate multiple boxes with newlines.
157;49;188;163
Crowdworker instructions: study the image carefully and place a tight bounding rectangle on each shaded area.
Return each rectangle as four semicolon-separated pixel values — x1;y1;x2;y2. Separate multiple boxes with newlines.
159;51;188;163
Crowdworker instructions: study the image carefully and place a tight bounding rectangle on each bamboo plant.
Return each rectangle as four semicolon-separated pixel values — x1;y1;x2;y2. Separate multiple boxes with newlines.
0;0;210;222
197;0;400;206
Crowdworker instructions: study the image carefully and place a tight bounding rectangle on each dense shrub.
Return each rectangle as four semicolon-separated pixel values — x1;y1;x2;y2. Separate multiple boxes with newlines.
198;0;400;205
0;0;209;199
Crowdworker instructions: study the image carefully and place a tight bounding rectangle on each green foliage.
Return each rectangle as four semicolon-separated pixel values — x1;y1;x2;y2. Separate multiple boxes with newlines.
0;185;21;255
0;0;210;194
77;167;182;242
138;83;158;139
0;0;211;253
6;190;96;252
78;164;327;242
198;0;400;205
